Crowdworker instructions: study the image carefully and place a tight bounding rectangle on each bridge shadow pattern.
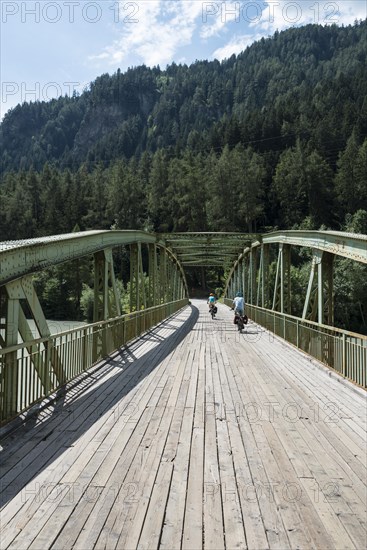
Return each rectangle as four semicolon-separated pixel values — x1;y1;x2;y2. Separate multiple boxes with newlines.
0;305;199;509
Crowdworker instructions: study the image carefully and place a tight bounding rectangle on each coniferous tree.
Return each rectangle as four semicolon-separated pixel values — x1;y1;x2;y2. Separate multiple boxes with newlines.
207;146;236;231
305;150;334;228
273;141;308;227
231;144;267;232
354;139;367;212
147;150;171;231
335;130;361;217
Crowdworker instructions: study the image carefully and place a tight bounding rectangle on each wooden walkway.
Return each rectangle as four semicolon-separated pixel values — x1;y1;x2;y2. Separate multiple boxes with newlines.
0;300;366;550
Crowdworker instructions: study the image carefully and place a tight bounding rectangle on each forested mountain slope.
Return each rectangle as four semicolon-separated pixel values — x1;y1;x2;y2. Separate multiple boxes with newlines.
1;21;366;332
1;22;366;173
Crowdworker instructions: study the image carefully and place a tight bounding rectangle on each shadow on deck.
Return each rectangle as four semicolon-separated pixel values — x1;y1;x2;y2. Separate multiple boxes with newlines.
0;300;366;550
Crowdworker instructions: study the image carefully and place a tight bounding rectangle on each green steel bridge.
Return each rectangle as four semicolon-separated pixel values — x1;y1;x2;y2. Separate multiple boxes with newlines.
0;229;366;550
0;229;366;424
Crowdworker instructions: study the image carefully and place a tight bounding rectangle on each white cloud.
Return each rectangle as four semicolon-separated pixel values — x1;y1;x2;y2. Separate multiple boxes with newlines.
212;33;264;60
89;1;366;70
90;0;204;68
211;1;366;63
258;1;366;33
336;0;367;24
201;1;243;38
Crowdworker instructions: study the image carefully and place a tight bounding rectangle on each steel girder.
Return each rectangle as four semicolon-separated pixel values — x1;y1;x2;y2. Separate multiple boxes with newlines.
94;248;121;322
224;230;367;326
0;232;189;417
1;276;66;418
1;228;366;334
260;230;367;264
0;230;164;286
161;232;258;267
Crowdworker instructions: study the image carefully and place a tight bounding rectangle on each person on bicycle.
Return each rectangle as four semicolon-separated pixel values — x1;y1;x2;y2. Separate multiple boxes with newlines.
232;292;245;318
207;292;216;312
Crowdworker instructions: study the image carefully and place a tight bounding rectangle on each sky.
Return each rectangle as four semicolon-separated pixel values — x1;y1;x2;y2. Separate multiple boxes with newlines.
1;0;366;118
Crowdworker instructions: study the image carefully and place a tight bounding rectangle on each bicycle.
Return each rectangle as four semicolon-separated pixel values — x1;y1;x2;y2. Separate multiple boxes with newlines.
209;304;217;319
232;308;248;333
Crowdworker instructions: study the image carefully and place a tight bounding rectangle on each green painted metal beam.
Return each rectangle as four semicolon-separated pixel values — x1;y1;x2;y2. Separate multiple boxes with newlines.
162;232;256;268
261;230;367;264
0;230;166;286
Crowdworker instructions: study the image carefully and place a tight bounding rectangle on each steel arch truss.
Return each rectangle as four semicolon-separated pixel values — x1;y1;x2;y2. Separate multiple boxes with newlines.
224;230;367;325
0;231;188;420
161;232;258;268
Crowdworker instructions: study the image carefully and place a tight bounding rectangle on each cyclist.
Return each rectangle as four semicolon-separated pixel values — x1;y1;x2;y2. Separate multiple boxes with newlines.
232;292;245;322
207;292;216;313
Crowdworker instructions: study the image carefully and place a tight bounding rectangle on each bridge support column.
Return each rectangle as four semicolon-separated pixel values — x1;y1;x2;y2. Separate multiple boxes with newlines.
303;250;334;324
261;244;270;308
1;277;66;419
321;252;334;326
272;244;291;313
93;248;121;360
236;264;241;295
1;290;19;418
148;244;158;307
160;248;167;304
167;261;173;302
139;244;146;310
129;244;140;313
245;255;251;303
242;260;246;301
94;248;121;322
249;248;258;305
172;266;178;301
249;250;253;304
229;276;234;299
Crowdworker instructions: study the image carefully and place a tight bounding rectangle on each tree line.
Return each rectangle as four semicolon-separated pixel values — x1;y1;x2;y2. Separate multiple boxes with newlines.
0;135;366;239
0;140;366;333
0;21;366;332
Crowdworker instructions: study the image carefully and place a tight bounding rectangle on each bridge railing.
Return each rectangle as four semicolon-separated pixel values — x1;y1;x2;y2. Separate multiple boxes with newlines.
0;298;188;426
224;299;366;389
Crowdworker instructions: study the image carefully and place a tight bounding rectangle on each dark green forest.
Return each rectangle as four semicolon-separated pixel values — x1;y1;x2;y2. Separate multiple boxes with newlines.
1;22;366;332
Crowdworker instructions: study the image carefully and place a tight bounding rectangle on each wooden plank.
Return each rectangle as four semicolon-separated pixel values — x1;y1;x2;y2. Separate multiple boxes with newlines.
137;462;174;549
300;477;359;549
252;342;367;503
102;344;191;549
216;345;268;550
159;410;194;549
241;339;365;549
211;336;247;550
252;332;367;446
1;335;174;542
29;485;104;550
4;361;168;547
182;343;205;550
160;347;199;549
72;344;190;550
0;324;171;494
114;409;176;550
203;343;225;550
227;347;293;549
82;352;186;549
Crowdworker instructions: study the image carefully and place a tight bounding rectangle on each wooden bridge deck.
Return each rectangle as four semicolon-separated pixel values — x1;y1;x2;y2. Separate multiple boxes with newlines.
0;300;366;550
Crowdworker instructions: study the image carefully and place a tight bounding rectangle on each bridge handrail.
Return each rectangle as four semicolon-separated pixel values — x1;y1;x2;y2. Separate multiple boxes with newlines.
223;299;367;342
0;298;189;425
224;299;367;388
0;299;187;356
